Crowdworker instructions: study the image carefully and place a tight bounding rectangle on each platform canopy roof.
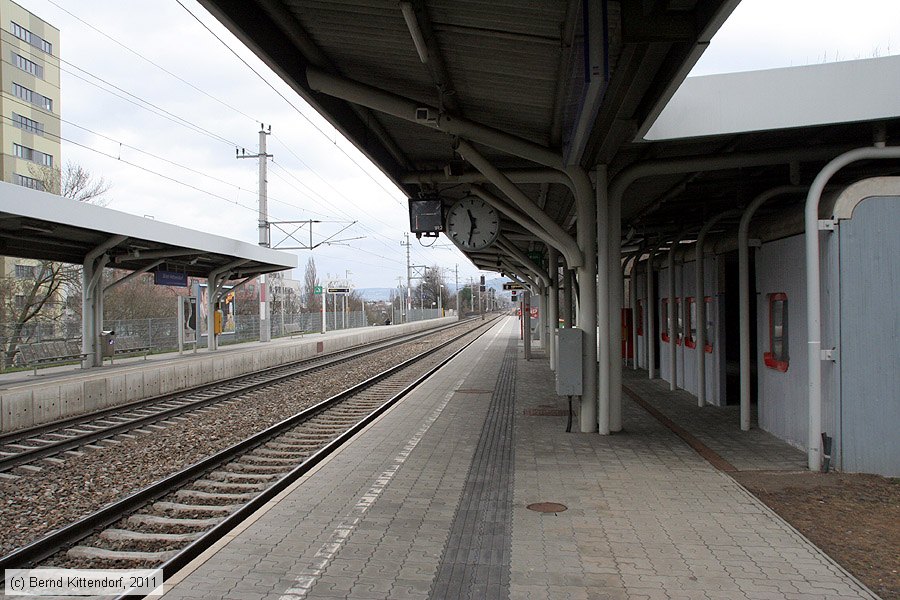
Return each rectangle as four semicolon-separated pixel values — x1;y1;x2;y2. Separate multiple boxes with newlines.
0;183;297;280
197;0;900;277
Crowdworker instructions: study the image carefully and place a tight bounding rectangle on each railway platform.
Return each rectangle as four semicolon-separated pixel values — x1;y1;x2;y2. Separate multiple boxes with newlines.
0;318;456;434
160;316;876;600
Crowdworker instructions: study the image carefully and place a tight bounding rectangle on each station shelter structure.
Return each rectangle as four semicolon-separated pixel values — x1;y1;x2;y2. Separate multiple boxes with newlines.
197;0;900;476
0;183;297;367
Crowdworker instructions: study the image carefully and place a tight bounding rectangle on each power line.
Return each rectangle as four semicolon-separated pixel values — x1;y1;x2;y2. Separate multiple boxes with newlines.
174;1;408;207
6;44;240;147
44;0;260;125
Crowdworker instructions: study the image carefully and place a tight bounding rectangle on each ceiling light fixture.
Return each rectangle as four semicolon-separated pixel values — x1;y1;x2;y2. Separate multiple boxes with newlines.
399;2;429;64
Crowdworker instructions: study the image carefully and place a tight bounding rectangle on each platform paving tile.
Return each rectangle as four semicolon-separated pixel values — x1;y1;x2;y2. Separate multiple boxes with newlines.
512;346;877;600
163;319;877;599
161;319;512;600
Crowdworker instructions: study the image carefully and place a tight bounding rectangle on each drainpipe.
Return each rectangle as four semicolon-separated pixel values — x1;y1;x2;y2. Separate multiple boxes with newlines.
497;236;550;287
469;185;565;261
306;68;565;170
804;145;900;471
307;68;599;432
695;210;739;407
609;183;623;432
647;248;657;379
401;169;569;186
738;187;806;430
548;247;559;371
666;231;690;391
628;254;639;371
457;141;582;267
570;166;598;434
596;165;610;434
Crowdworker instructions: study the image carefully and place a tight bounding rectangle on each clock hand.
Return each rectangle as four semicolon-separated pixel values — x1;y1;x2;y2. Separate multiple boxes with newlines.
467;210;476;245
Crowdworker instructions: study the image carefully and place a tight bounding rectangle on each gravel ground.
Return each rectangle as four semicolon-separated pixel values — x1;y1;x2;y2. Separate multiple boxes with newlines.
0;321;486;557
734;471;899;600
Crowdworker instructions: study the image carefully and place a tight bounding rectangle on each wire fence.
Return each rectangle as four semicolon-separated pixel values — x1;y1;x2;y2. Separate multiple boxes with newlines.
1;309;445;371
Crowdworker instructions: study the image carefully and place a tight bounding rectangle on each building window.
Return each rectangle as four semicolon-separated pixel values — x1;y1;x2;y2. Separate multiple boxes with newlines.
12;52;43;78
764;292;789;372
14;294;26;309
14;173;43;190
660;298;669;343
11;22;52;54
684;297;696;349
15;264;35;278
12;113;44;135
13;143;52;166
12;83;52;112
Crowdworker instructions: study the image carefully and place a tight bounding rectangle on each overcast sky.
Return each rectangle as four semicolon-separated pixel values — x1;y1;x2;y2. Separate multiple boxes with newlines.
15;0;900;288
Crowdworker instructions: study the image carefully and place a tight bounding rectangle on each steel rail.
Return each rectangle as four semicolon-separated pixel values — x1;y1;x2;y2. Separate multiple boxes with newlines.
0;320;473;473
0;317;498;576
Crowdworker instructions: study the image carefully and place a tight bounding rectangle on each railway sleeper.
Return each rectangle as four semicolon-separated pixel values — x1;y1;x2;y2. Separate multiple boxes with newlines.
152;501;237;515
228;461;294;473
132;510;227;529
100;528;203;544
250;447;307;458
192;479;270;492
175;489;257;502
67;546;179;563
237;454;299;465
207;470;280;482
263;440;319;450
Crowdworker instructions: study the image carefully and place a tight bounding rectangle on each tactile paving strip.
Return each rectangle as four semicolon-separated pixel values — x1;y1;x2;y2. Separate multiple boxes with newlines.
430;339;517;600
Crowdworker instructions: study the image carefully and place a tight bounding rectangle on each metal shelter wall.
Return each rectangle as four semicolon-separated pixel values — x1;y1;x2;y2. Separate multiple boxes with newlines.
838;196;900;476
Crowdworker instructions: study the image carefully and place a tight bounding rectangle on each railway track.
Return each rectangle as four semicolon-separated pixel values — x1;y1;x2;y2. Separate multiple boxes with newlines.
0;320;474;474
0;316;497;582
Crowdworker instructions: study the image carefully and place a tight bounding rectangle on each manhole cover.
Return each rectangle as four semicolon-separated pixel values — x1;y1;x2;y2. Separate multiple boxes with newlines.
526;502;568;513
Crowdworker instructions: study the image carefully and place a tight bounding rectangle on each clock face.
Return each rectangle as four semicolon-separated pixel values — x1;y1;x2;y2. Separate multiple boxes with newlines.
445;197;500;251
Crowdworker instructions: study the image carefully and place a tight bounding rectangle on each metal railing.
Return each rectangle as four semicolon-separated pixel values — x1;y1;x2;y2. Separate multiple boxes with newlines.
1;310;446;371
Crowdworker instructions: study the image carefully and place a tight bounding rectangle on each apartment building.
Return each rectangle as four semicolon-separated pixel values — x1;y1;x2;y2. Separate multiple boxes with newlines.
0;0;61;332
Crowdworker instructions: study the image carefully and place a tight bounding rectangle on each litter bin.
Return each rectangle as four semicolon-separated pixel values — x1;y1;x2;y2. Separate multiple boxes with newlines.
100;330;116;358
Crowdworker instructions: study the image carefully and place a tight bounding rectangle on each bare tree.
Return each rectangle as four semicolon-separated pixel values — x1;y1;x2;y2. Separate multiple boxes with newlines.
1;164;110;365
103;270;180;320
30;162;110;204
416;266;448;310
303;257;321;311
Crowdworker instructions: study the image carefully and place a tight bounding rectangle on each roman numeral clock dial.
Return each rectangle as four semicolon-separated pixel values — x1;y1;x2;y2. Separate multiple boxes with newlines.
445;197;500;251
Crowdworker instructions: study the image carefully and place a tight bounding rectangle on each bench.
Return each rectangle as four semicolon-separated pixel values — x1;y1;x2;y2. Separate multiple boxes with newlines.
17;340;88;375
284;323;305;338
106;336;151;363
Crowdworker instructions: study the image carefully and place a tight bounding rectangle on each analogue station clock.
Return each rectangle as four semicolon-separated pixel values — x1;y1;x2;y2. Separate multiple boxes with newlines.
445;196;500;251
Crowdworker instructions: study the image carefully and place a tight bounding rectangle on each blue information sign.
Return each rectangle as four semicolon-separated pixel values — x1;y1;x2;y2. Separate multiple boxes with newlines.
154;270;189;287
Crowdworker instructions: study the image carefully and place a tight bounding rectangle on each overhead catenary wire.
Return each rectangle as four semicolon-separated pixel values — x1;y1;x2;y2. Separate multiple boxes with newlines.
44;0;261;126
5;44;241;148
11;16;412;259
173;0;408;207
18;4;468;277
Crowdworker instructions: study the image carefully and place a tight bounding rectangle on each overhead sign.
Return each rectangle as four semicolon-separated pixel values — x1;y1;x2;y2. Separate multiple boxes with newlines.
502;282;524;290
154;270;188;287
326;287;351;294
527;250;544;264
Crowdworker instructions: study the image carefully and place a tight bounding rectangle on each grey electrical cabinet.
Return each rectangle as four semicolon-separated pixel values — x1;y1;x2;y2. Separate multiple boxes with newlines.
556;328;583;396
